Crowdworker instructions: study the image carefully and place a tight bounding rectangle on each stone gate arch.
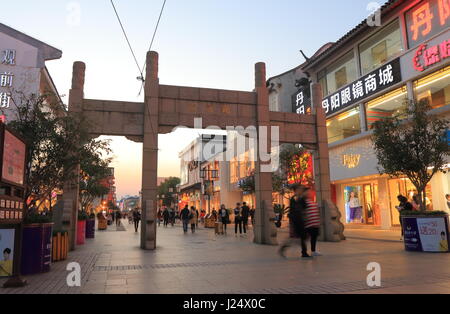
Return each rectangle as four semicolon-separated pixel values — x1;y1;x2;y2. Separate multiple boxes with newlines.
62;51;342;251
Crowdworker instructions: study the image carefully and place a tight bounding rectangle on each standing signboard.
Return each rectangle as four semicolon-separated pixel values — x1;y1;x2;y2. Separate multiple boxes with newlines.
0;123;27;287
402;216;450;253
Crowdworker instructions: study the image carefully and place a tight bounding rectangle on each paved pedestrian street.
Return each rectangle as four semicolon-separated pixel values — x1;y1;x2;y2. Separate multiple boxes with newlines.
2;221;450;294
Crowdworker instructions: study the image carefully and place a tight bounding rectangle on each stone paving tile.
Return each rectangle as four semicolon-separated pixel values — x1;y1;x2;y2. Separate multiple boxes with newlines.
3;221;450;294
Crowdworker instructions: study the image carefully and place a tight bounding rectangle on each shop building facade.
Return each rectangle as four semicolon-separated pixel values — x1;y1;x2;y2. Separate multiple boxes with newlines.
271;0;450;229
0;23;62;122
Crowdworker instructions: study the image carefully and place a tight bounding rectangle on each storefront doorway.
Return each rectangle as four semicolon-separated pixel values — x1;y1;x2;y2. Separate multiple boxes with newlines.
344;183;380;225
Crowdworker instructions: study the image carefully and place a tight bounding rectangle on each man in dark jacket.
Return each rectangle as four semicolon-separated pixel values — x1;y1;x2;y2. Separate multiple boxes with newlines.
279;185;310;258
241;202;250;234
180;205;191;234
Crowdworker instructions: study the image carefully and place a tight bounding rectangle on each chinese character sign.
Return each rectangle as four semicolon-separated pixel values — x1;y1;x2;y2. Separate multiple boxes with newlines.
292;87;312;115
406;0;450;48
413;39;450;72
1;50;16;66
322;58;402;116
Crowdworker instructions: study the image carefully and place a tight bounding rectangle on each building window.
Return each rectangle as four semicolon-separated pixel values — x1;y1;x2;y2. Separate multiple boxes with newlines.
365;85;408;129
322;51;358;96
326;107;361;143
414;66;450;110
359;20;403;75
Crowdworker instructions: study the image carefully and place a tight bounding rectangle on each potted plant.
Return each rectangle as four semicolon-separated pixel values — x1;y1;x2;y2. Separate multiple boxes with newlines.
21;212;54;275
77;211;89;245
372;100;450;252
52;230;69;262
85;213;96;239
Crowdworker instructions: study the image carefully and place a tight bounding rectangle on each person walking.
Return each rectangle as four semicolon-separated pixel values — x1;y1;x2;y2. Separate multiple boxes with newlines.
250;207;256;226
163;207;170;227
303;188;322;257
234;203;243;237
279;185;309;258
169;208;176;226
180;205;191;234
132;209;141;233
219;205;229;235
190;206;198;233
115;211;122;227
157;208;163;227
241;202;250;235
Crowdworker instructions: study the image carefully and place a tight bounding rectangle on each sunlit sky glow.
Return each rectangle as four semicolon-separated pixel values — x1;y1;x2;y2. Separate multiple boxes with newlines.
3;0;373;198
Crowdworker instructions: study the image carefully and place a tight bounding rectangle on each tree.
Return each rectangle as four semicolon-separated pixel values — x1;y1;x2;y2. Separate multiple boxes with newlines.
4;92;111;213
79;150;113;213
157;177;181;207
372;100;450;211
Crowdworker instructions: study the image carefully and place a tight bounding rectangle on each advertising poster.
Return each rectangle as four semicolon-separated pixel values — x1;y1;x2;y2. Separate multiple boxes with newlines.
2;130;26;186
417;218;449;253
0;229;15;277
403;217;449;252
402;218;422;252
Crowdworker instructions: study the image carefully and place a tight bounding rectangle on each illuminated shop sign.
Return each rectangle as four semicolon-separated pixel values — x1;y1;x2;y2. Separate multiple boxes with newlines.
322;58;402;117
342;154;361;169
405;0;450;48
292;86;312;115
413;38;450;71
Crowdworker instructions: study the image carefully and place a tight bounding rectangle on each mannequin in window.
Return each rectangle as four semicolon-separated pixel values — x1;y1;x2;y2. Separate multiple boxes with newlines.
348;191;362;223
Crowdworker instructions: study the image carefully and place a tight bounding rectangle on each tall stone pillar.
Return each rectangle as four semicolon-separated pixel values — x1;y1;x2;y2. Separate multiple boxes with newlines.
63;61;85;251
311;83;343;242
141;51;159;250
253;62;277;246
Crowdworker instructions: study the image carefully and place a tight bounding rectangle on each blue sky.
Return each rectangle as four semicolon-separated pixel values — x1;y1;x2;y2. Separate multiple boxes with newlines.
2;0;376;197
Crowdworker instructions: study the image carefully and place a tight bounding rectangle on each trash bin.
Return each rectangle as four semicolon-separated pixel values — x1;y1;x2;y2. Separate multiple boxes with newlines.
21;223;53;275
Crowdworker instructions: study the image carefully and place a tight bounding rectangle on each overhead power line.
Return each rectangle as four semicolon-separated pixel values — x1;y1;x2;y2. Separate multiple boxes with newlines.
110;0;143;80
138;0;168;95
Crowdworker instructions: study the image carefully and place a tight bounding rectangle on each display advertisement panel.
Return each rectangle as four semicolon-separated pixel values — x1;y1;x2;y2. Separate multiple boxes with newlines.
2;130;26;186
403;217;449;252
0;229;15;278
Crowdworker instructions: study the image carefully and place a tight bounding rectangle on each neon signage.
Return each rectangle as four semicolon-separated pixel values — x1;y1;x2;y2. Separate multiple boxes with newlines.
413;39;450;71
406;0;450;48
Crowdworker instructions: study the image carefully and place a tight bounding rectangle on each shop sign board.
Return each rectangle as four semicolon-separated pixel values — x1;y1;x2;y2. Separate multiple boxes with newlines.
402;216;450;252
405;0;450;49
322;58;402;117
292;86;312;115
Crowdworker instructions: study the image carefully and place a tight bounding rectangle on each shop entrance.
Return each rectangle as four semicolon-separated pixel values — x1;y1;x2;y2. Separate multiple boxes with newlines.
344;183;380;226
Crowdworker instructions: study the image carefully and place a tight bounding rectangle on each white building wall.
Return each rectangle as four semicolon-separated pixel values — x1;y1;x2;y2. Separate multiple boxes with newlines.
0;32;41;122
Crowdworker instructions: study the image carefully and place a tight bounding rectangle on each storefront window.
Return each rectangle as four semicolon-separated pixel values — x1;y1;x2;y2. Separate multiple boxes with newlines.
326;107;361;143
365;85;408;129
359;20;403;75
414;66;450;110
389;178;434;226
344;184;380;225
323;51;358;95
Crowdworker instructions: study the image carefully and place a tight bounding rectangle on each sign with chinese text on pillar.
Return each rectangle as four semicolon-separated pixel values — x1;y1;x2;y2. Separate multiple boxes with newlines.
405;0;450;49
292;86;312;115
322;58;402;117
0;49;16;115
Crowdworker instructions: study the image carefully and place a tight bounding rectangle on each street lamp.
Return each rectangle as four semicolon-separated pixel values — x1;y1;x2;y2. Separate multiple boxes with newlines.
200;168;219;214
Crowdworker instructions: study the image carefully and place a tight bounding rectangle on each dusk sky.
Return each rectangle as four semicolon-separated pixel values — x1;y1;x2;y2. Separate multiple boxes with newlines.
3;0;375;198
